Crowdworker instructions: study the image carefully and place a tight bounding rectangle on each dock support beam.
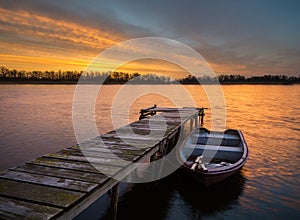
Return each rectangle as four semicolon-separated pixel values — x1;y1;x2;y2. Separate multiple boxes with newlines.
190;115;198;132
109;183;119;220
199;108;206;127
195;115;199;128
190;118;193;132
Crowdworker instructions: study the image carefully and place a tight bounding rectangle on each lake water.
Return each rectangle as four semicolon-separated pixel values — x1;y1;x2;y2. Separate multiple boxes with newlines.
0;84;299;219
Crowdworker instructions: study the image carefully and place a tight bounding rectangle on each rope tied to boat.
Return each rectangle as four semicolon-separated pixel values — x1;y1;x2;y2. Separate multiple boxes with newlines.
190;155;208;171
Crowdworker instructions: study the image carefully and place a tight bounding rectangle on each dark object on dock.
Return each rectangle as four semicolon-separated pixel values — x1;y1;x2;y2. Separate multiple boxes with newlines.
178;127;248;187
139;105;157;120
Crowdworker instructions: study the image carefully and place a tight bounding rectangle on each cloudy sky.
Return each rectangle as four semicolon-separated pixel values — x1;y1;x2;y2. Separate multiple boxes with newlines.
0;0;299;76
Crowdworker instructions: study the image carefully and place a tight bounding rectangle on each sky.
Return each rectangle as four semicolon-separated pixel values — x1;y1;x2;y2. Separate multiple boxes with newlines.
0;0;299;76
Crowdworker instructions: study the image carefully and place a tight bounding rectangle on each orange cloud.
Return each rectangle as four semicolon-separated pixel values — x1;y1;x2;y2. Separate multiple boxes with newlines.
0;7;125;71
0;8;121;49
0;54;90;71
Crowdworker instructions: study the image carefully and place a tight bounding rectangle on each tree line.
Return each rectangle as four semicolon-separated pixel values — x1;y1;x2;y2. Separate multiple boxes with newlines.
180;74;300;84
0;66;172;84
0;66;299;84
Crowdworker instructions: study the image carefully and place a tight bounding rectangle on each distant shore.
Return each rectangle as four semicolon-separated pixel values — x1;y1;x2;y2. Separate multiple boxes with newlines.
0;79;77;84
1;66;299;85
0;79;299;85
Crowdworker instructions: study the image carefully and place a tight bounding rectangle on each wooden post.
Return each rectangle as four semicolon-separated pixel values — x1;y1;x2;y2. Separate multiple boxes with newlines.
110;183;119;220
199;108;205;127
190;118;193;132
180;121;187;140
150;153;156;162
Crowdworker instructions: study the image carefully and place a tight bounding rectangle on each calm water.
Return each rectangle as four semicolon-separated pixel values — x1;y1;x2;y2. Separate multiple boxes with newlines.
0;84;299;219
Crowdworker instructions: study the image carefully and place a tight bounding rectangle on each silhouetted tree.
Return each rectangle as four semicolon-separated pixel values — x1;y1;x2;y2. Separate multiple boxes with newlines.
0;66;299;84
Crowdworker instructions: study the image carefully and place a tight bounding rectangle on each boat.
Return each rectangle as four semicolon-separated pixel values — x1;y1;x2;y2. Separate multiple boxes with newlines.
178;127;248;186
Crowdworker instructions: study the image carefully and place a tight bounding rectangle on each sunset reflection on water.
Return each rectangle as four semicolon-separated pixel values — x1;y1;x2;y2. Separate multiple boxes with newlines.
0;84;299;219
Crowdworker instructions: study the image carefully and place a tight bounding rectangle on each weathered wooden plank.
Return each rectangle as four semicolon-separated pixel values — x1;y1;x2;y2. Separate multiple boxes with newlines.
80;137;153;149
0;179;84;208
127;124;177;132
55;148;140;161
129;120;172;125
75;139;145;150
27;157;121;175
102;132;163;141
121;128;164;136
141;111;184;119
101;133;163;142
44;152;131;167
120;117;181;130
99;137;158;148
0;196;62;220
144;118;182;123
126;122;179;132
115;126;177;138
127;124;169;130
128;127;172;134
157;113;181;117
69;146;145;162
161;110;197;117
126;128;176;136
129;121;175;128
139;119;181;127
70;145;145;156
70;145;149;163
10;164;108;184
0;170;97;193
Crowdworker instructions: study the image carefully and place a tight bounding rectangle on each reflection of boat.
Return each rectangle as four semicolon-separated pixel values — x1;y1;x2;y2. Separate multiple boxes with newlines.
178;127;248;186
175;169;246;217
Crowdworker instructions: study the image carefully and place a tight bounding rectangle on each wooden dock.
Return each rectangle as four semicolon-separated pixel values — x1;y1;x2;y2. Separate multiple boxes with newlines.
0;106;203;219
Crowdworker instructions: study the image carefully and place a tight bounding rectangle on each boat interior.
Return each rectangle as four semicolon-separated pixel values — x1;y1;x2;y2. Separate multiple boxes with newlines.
182;128;244;166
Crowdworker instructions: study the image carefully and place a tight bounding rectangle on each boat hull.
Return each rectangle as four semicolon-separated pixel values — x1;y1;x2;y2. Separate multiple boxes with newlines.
183;161;245;187
178;128;249;187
